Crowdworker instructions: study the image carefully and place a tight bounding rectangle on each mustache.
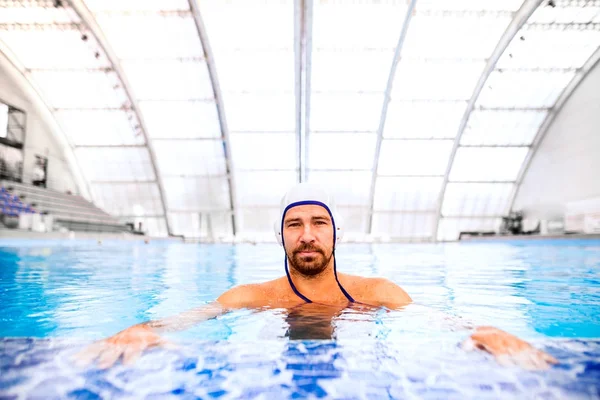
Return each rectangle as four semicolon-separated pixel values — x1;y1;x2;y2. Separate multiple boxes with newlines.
294;244;323;253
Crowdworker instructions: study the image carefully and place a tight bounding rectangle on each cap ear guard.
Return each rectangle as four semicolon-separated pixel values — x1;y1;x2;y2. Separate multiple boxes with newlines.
274;220;284;246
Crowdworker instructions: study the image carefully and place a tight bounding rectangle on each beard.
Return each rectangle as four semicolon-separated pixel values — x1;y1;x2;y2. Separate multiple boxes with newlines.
287;243;333;277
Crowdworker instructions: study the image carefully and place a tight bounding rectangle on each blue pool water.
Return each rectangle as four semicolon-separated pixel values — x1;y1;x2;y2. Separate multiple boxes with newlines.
1;239;599;399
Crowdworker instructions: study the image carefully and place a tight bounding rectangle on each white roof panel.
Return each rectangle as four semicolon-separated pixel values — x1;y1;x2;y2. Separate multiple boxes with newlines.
94;14;203;59
378;140;453;176
477;70;575;108
230;133;296;171
93;182;163;216
374;177;442;212
371;212;435;240
308;171;372;207
449;147;528;182
154;140;226;176
236;171;297;207
30;70;127;109
163;177;230;212
442;183;513;217
309;133;376;171
461;110;547;146
139;101;221;139
55;110;144;146
122;60;214;101
384;101;466;139
224;93;295;132
311;93;383;132
77;147;155;182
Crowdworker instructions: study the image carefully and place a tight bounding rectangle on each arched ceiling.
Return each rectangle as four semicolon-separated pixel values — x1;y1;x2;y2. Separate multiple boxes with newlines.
0;0;599;241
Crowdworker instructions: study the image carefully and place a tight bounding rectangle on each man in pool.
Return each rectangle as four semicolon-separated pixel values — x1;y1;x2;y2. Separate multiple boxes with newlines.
78;183;558;370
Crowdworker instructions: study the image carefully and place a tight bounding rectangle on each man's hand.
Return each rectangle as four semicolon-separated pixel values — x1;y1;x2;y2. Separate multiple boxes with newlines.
463;326;558;370
74;324;174;369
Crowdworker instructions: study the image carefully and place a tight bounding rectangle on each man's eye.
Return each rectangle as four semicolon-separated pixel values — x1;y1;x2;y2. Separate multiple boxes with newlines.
315;221;327;225
288;223;300;228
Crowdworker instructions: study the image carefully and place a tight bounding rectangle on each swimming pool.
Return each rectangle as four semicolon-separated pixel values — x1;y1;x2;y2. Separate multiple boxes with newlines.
1;239;599;398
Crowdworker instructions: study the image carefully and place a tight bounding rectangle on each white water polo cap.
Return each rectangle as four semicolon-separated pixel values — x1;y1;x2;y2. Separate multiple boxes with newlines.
274;182;344;247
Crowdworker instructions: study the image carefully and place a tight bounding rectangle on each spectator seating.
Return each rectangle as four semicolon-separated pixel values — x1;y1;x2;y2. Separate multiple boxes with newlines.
0;181;132;233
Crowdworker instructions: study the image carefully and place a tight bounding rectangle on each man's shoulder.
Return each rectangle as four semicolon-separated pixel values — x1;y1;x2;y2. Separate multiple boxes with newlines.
216;277;288;308
340;274;412;308
339;273;393;288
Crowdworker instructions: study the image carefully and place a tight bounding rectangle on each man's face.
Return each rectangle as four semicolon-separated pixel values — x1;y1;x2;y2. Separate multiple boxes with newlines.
282;204;335;277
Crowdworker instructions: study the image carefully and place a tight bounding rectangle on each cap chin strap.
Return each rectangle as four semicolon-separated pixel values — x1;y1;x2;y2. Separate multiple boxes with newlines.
281;200;355;304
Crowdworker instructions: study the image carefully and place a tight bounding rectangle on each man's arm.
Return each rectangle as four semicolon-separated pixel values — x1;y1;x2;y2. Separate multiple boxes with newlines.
76;285;258;369
373;279;558;370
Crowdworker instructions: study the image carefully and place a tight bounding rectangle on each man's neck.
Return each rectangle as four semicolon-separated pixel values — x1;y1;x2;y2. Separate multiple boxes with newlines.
288;257;345;302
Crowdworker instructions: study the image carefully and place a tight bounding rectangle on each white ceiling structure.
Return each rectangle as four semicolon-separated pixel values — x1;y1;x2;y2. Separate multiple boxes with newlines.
0;0;599;241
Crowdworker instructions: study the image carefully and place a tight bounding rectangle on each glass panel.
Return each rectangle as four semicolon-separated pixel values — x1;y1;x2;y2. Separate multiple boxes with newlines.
442;183;513;217
30;71;127;109
449;147;528;182
230;133;296;171
378;140;453;176
307;171;372;207
94;15;203;59
311;50;392;92
77;147;155;182
477;70;575;108
312;1;407;49
236;171;296;207
461;110;547;146
0;30;111;69
392;61;485;101
55;110;144;146
225;93;295;132
528;2;600;24
168;211;233;239
216;51;294;93
93;182;163;216
374;177;443;211
0;4;75;24
238;207;280;236
122;60;213;101
85;0;190;12
415;0;522;11
337;206;369;235
403;15;511;59
497;28;600;69
163;177;230;211
139;101;221;139
384;101;465;139
75;147;154;182
154;140;226;176
437;217;501;241
309;133;376;170
310;93;383;132
201;0;293;50
371;212;435;240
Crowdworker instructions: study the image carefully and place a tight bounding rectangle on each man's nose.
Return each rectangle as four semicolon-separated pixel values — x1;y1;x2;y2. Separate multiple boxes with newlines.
299;225;316;243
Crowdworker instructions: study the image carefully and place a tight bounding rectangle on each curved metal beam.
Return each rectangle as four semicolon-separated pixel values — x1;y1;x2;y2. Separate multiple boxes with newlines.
507;45;600;214
367;0;418;234
0;42;92;200
68;0;173;235
431;0;543;242
188;0;238;235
